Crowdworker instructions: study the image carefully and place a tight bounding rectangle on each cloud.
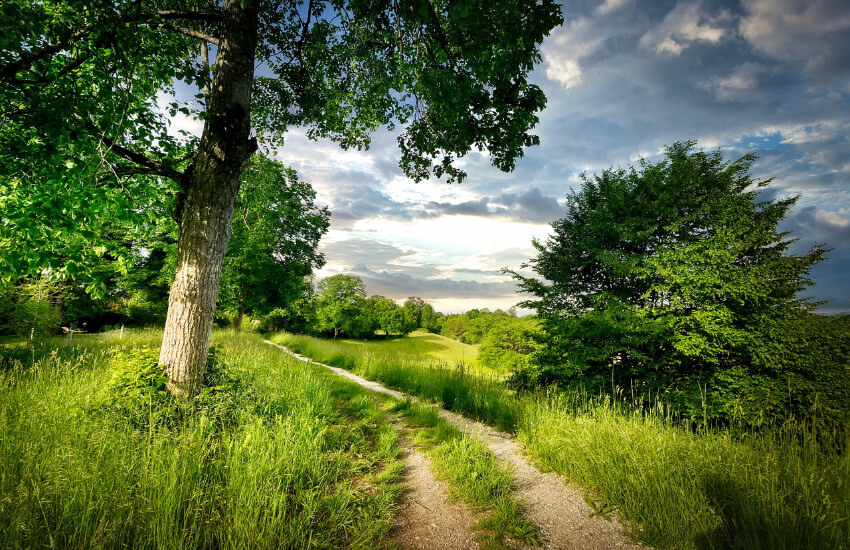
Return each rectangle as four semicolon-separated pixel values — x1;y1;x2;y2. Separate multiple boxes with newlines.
699;62;766;102
265;0;850;313
420;187;563;224
343;263;522;306
740;0;850;83
639;2;728;55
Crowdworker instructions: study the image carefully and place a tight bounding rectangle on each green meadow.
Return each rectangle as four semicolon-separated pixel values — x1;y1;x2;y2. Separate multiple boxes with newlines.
318;330;482;370
0;330;540;550
0;330;404;549
2;328;847;550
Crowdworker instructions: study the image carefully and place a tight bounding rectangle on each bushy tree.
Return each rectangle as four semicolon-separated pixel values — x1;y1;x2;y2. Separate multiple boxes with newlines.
511;141;847;428
219;155;329;331
315;274;371;339
401;296;442;333
368;296;408;337
477;316;539;371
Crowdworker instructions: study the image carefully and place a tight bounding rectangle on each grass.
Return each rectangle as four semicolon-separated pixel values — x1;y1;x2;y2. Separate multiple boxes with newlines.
387;399;538;549
272;332;520;432
0;330;404;549
340;331;481;369
520;393;850;550
273;331;850;550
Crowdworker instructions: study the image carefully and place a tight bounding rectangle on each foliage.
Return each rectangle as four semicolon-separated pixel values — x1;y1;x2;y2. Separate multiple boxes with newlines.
368;295;411;336
441;308;524;345
314;274;368;338
402;296;444;333
218;155;329;330
0;276;63;336
510;141;846;430
477;316;539;372
2;0;563;393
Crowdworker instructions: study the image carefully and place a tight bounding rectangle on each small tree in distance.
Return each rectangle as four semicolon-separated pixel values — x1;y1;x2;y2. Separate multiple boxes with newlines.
315;274;370;339
510;141;849;428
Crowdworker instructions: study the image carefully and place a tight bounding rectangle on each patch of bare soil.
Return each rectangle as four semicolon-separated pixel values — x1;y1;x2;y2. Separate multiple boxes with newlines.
267;342;646;549
392;428;482;550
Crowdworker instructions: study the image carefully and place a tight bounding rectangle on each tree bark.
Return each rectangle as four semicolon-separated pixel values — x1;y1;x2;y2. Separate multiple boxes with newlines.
159;1;259;396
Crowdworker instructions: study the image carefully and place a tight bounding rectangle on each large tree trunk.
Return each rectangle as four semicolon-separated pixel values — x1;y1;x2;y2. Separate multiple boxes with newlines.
159;1;259;396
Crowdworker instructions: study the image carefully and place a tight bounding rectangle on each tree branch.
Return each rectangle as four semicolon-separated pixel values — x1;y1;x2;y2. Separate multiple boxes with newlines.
1;10;221;82
75;115;184;182
161;24;220;46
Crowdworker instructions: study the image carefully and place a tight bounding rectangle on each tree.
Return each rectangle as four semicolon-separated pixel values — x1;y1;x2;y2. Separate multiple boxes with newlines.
2;0;563;395
315;274;370;339
0;277;63;337
477;316;538;371
511;141;844;427
368;295;405;337
219;155;329;332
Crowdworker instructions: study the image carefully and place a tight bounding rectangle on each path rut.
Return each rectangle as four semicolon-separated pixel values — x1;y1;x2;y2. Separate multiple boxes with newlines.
266;342;644;549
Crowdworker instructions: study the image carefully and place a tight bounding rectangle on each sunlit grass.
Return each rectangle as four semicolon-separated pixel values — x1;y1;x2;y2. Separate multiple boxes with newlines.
0;330;403;549
272;332;520;431
347;330;481;368
274;331;850;550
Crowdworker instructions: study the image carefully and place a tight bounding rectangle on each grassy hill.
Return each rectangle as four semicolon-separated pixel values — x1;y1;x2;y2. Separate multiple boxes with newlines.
332;330;480;368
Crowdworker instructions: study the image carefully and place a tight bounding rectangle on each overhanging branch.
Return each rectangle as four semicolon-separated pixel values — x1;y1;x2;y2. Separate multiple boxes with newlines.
160;24;220;45
75;115;184;182
1;9;222;82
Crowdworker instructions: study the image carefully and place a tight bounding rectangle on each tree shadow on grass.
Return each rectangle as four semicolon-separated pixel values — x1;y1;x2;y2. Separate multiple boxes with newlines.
694;474;834;550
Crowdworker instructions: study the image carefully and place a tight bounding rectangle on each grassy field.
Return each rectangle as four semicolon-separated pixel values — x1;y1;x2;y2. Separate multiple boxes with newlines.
0;329;542;550
0;330;404;549
308;330;483;370
273;331;850;550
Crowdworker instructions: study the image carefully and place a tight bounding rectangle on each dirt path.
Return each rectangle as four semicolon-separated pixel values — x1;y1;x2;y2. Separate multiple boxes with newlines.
392;425;482;549
267;342;644;549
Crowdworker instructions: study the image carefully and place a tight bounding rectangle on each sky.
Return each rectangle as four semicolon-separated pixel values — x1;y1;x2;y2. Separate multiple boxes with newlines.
265;0;849;314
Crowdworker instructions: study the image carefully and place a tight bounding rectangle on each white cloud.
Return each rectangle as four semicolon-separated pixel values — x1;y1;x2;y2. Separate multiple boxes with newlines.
545;56;584;89
700;62;765;101
595;0;630;15
640;2;727;55
541;14;611;90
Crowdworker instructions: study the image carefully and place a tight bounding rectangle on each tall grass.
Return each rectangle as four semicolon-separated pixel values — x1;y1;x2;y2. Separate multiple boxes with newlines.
274;331;850;550
0;330;403;549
